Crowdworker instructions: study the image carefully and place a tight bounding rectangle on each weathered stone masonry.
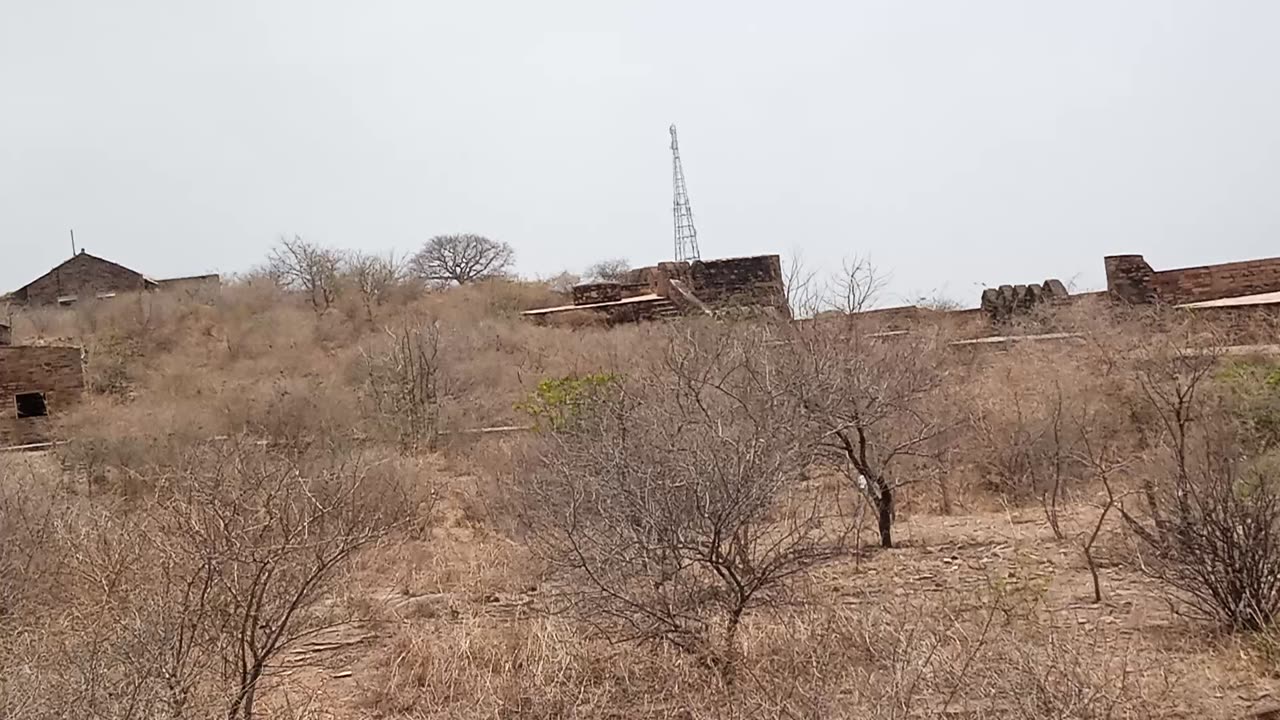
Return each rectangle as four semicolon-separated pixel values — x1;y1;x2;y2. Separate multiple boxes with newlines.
11;252;154;305
1105;254;1280;305
7;251;221;306
524;254;790;323
636;255;791;317
0;345;85;446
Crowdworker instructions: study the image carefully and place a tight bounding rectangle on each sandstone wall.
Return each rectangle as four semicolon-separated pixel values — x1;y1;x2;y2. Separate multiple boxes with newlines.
684;255;790;317
572;282;623;305
614;255;790;319
0;345;85;446
156;274;221;300
1105;254;1280;305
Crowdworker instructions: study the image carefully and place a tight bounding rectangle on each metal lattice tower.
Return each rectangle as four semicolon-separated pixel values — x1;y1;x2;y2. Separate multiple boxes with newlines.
670;124;701;262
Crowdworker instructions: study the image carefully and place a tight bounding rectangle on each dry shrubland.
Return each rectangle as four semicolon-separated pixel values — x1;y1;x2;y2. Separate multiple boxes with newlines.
5;251;1280;718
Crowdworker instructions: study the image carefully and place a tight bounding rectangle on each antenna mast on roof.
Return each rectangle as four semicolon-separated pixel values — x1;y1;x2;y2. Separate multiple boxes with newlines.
70;229;77;257
670;124;701;262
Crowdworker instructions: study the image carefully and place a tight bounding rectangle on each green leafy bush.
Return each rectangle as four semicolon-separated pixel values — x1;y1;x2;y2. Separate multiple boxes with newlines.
516;373;619;431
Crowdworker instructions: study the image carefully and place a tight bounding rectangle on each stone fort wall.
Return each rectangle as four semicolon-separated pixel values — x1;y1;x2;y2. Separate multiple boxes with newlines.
1105;254;1280;306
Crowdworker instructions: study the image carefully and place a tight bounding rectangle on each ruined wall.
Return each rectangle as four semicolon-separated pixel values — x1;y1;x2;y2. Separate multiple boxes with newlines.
979;279;1069;324
1105;254;1280;305
833;305;940;333
570;281;652;306
572;282;623;305
156;274;221;299
0;345;84;446
0;323;10;346
15;253;150;305
687;255;787;312
618;255;789;318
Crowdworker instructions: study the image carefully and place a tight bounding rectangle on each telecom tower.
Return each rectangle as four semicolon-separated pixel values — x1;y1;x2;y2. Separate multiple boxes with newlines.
669;124;701;262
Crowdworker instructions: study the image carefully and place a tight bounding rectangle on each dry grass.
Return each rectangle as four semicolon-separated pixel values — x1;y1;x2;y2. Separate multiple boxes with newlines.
5;273;1280;718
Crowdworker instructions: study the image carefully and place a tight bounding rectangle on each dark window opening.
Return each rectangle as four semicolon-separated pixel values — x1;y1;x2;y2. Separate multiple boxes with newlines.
15;392;48;419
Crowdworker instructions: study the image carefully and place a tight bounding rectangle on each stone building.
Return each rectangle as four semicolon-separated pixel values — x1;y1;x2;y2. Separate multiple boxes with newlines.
0;339;85;447
523;254;790;323
6;251;220;306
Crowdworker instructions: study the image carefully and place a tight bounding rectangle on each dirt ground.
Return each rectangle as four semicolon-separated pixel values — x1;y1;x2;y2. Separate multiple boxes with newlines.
258;487;1280;719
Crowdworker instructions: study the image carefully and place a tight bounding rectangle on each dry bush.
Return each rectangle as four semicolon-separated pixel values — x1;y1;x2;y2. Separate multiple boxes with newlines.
583;258;630;282
962;345;1135;538
359;320;442;453
1122;334;1280;632
522;322;852;665
0;439;424;720
268;235;344;314
341;250;407;325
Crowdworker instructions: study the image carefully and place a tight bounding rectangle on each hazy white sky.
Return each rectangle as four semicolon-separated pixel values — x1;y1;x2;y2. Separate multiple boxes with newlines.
2;1;1278;305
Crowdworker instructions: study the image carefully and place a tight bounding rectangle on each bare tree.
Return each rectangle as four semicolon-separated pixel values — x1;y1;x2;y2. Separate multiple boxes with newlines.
360;321;442;454
267;236;344;313
343;251;405;323
783;247;821;319
824;255;887;314
409;233;514;286
545;271;581;295
524;324;851;671
583;258;631;283
798;326;946;548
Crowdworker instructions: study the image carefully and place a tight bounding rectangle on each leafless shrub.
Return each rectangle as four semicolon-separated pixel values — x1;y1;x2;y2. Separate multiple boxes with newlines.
824;255;887;314
360;320;442;454
782;247;821;319
1122;336;1280;631
524;323;852;668
544;270;581;295
583;258;630;282
2;440;418;720
153;441;412;719
343;250;406;324
969;378;1074;511
409;233;514;286
268;235;344;313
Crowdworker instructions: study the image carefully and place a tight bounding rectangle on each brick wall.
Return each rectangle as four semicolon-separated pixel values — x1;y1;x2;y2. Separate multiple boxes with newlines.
1105;254;1280;305
14;252;150;305
0;345;85;446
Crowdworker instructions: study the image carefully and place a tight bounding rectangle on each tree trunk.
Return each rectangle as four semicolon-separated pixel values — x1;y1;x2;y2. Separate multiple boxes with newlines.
877;485;893;549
